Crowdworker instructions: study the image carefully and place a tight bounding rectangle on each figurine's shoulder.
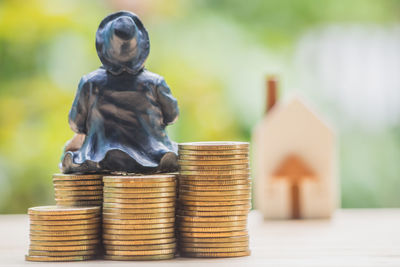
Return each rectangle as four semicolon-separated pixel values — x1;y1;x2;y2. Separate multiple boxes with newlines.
137;69;165;85
81;68;108;85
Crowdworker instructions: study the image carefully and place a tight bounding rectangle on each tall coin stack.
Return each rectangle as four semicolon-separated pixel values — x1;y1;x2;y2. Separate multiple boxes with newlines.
177;142;251;258
53;174;103;207
102;174;177;261
26;206;102;262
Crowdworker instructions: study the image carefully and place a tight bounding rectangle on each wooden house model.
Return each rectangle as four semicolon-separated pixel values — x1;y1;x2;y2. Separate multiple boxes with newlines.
252;77;338;219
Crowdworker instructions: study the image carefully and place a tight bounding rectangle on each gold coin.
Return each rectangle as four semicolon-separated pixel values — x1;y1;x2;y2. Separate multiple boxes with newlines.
180;184;251;191
181;200;250;206
179;241;248;248
179;205;251;212
29;234;99;241
30;223;100;231
103;222;174;230
179;154;248;161
102;207;175;214
179;174;250;180
178;142;249;151
55;200;103;206
103;238;176;246
28;206;100;216
105;243;175;251
54;185;103;191
25;255;96;262
104;181;176;188
178;231;247;238
103;202;174;209
55;195;103;201
179;149;248;156
103;254;174;261
103;175;176;183
180;169;250;176
54;195;103;201
180;164;249;171
54;197;103;202
178;210;249;217
28;250;98;256
179;226;247;233
177;215;246;222
105;248;175;256
53;180;102;186
103;211;175;219
53;173;103;180
180;165;250;174
103;197;175;204
30;217;101;226
30;239;100;246
29;244;99;251
179;189;251;199
103;187;175;193
180;246;248;253
54;190;103;196
180;179;251;186
179;235;248;243
103;228;174;235
103;192;176;199
178;221;247;228
178;159;249;166
54;202;102;207
103;232;174;240
179;195;251;202
30;229;100;236
54;201;102;207
179;189;251;197
103;217;175;225
180;250;250;258
29;213;99;221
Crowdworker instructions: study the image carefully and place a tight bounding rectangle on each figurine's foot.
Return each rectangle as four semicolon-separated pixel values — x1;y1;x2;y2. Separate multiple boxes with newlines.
159;152;178;172
61;152;103;174
61;152;76;174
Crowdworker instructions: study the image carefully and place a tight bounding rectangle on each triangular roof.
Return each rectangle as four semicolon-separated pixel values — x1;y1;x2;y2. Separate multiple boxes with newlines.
261;96;334;134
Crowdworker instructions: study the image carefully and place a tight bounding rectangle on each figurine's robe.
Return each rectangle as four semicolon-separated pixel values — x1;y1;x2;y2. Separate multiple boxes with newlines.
66;68;178;172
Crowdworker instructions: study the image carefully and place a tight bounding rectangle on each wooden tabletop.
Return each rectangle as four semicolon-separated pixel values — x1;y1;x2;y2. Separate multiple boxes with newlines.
1;209;399;266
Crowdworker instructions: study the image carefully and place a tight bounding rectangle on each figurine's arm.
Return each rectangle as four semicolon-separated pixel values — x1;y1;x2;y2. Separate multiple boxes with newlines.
64;133;85;152
156;78;179;125
68;77;90;134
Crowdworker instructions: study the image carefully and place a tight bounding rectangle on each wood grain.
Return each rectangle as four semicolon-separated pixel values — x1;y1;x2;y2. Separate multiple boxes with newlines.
1;209;400;266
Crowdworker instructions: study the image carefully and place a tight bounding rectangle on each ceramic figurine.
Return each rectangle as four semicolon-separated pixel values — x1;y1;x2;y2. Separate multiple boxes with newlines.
61;11;179;174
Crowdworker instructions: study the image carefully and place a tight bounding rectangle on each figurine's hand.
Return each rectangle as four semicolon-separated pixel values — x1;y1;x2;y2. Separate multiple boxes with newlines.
64;134;85;152
156;78;179;126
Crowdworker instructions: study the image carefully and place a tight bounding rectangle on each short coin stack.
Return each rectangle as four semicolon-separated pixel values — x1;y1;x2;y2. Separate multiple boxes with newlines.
26;206;102;262
53;174;103;207
102;174;177;260
177;142;251;258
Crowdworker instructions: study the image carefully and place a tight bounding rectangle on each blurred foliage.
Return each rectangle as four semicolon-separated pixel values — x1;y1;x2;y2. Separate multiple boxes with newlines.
0;0;399;213
196;0;400;49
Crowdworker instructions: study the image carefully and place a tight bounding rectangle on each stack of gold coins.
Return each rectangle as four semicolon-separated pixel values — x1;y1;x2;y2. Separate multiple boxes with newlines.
26;206;102;262
102;174;177;261
177;142;251;258
53;174;103;207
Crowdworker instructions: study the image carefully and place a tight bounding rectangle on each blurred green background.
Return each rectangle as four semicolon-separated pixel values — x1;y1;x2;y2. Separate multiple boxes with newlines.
1;0;400;213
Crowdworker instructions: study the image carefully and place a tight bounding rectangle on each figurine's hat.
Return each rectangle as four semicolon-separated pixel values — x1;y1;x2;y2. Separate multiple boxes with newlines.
96;11;150;75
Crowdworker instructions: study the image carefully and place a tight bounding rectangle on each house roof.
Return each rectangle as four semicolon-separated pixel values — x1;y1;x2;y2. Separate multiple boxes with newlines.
262;95;334;133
